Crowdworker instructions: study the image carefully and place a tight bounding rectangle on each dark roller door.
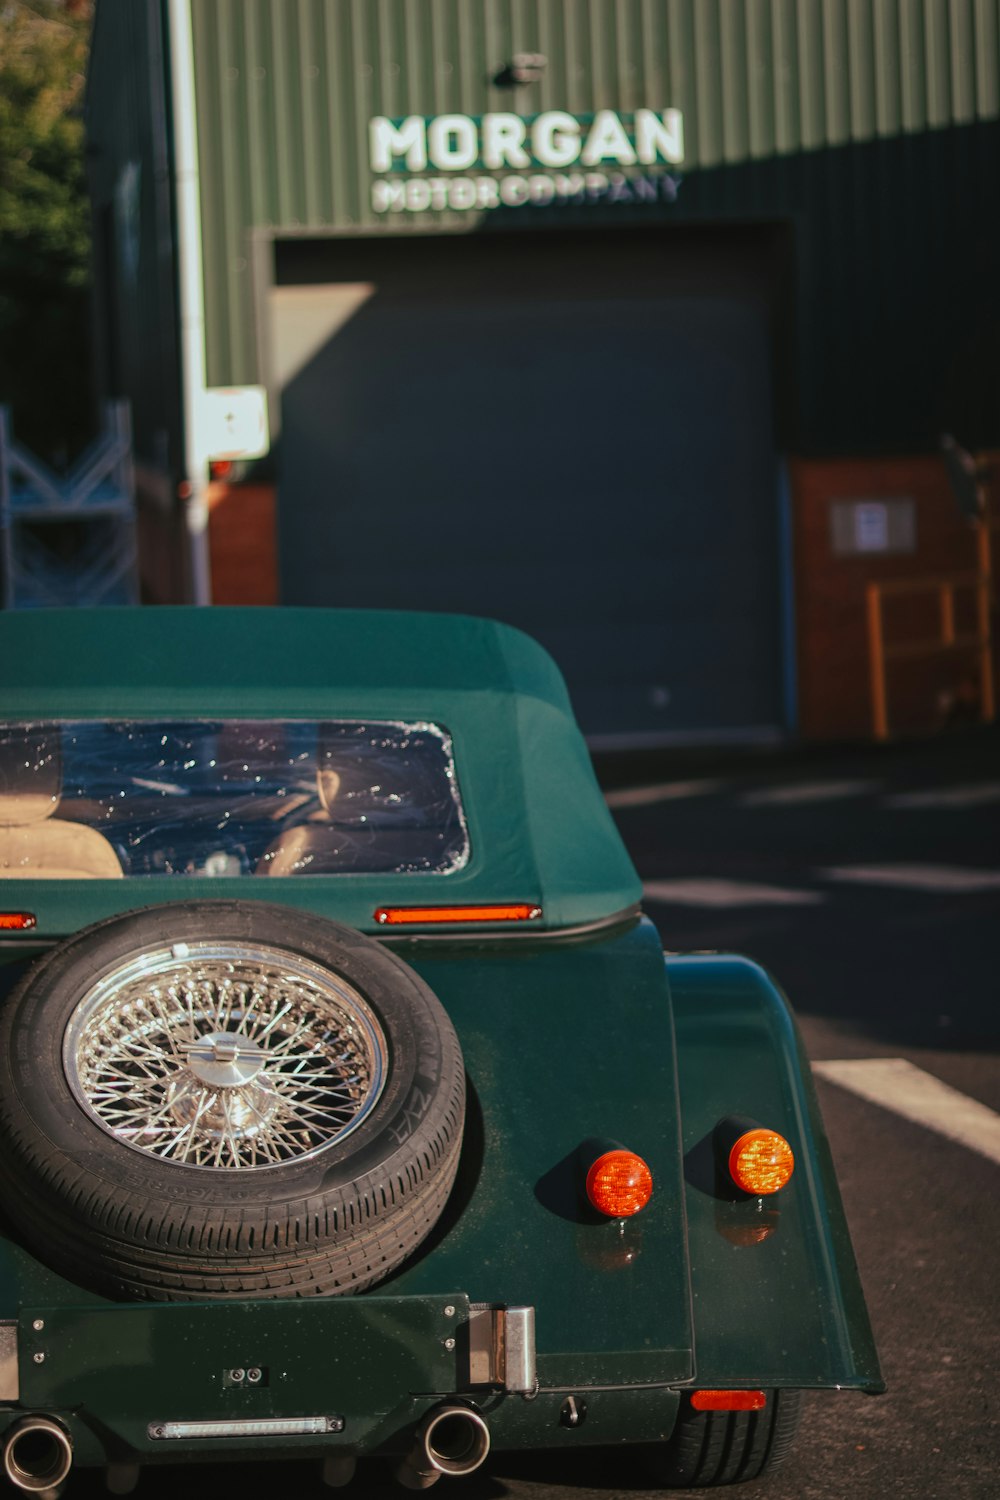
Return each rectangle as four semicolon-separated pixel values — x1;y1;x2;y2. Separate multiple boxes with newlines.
275;230;785;742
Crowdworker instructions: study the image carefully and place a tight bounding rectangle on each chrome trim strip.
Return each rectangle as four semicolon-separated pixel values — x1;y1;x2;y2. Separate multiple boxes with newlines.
149;1416;342;1440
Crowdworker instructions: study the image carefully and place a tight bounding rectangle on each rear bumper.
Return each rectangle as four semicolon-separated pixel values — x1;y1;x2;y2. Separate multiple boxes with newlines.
0;1294;683;1468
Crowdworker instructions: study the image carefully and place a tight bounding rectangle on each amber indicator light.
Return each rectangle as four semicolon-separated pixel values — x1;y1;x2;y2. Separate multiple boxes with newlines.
728;1129;795;1196
374;903;542;926
691;1390;767;1413
0;913;37;931
585;1149;653;1218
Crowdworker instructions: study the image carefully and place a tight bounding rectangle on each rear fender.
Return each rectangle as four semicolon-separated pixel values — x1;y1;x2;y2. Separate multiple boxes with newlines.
667;954;884;1394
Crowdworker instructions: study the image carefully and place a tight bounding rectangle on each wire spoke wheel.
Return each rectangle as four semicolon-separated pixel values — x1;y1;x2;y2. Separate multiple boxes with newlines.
0;903;465;1300
63;942;388;1170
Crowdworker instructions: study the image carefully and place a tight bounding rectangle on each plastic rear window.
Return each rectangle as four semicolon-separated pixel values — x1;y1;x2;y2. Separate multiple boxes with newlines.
0;720;468;879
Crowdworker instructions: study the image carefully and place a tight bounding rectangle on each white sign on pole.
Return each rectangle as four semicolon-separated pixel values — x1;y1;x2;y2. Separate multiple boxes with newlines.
202;387;270;461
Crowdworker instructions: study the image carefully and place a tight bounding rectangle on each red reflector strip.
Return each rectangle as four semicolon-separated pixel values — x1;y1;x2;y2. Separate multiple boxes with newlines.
0;913;37;931
691;1390;767;1412
374;904;542;927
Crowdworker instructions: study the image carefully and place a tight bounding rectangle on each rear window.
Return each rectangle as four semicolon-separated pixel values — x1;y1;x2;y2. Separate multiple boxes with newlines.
0;720;468;879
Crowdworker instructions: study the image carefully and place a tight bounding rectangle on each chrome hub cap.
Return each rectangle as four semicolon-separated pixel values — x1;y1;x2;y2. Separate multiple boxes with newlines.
183;1031;268;1089
63;942;388;1170
167;1032;282;1141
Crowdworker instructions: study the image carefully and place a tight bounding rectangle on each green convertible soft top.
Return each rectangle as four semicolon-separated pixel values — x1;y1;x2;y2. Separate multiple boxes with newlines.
0;607;641;935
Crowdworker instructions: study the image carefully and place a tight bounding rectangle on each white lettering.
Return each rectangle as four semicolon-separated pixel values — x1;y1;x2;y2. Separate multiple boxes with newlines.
581;110;637;166
405;178;432;211
369;116;427;172
371;179;405;212
370;171;683;212
531;111;581;168
635;108;684;165
554;172;586;201
427;114;478;170
482;113;530;169
426;178;449;210
500;175;530;205
449;177;477;209
371;109;685;174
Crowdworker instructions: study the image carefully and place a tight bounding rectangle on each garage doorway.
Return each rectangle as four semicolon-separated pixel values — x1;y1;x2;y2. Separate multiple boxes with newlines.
272;226;789;742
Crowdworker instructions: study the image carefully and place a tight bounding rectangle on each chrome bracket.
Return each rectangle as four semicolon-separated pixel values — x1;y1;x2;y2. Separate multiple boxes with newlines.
466;1304;536;1393
0;1323;18;1401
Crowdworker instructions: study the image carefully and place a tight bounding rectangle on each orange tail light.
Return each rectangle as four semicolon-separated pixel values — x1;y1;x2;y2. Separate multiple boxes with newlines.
584;1147;653;1218
728;1128;795;1196
374;903;541;926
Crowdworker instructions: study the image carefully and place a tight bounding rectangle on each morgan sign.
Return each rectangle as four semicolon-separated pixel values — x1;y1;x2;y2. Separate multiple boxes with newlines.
368;108;684;214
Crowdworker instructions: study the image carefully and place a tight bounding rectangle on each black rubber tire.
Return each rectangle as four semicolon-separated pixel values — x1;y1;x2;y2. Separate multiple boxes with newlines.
651;1390;802;1487
0;901;465;1302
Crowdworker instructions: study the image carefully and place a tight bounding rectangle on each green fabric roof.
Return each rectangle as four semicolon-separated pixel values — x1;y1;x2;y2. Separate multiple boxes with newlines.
0;608;641;934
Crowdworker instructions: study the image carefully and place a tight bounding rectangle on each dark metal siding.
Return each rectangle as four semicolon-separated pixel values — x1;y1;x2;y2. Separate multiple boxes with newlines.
679;117;1000;450
85;0;182;472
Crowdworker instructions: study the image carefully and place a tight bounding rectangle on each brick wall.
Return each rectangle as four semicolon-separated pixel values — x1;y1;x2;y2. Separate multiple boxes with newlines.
207;482;278;605
790;453;997;741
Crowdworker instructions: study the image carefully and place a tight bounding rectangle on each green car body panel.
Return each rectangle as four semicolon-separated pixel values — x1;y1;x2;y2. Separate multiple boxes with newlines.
0;608;882;1478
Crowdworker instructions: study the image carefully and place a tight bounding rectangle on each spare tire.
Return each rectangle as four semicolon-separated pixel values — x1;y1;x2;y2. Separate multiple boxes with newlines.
0;901;465;1301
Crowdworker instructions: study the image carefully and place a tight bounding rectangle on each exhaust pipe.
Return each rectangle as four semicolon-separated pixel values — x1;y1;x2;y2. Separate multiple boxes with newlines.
3;1416;73;1497
395;1404;491;1490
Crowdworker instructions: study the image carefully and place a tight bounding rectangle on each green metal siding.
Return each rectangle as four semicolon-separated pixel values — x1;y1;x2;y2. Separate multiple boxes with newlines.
187;0;1000;390
189;0;1000;200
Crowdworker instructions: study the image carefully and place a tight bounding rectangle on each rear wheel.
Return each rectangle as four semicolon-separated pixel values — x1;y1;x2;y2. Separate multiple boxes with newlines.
0;901;465;1301
651;1390;802;1487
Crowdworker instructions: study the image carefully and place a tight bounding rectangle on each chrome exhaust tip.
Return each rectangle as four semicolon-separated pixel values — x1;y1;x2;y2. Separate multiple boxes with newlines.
395;1404;491;1489
2;1416;73;1497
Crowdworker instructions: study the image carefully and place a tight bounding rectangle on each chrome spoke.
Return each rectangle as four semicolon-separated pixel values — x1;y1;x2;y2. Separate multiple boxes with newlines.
64;942;387;1171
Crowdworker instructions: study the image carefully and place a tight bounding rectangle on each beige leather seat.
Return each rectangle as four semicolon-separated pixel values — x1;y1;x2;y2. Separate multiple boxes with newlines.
255;766;341;877
0;730;123;879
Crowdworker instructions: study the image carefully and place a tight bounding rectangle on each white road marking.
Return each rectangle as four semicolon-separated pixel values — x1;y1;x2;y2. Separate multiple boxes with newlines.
739;779;879;807
822;863;1000;893
606;779;723;809
813;1058;1000;1166
885;782;1000;810
643;878;824;907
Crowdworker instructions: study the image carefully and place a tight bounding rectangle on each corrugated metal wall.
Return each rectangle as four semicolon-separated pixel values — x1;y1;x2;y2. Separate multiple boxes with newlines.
191;0;1000;211
187;1;998;360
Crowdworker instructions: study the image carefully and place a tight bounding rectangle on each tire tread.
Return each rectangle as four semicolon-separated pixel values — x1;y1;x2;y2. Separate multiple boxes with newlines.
0;902;466;1302
652;1390;802;1488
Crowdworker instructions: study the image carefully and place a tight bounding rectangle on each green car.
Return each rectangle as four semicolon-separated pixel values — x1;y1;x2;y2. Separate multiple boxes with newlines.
0;608;881;1495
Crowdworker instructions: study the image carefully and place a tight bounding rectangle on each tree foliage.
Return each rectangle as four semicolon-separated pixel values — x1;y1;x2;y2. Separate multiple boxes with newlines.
0;1;93;462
